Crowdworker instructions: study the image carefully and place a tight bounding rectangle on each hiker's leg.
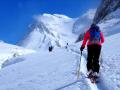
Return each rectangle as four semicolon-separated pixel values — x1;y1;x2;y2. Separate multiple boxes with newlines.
93;45;101;73
87;45;94;72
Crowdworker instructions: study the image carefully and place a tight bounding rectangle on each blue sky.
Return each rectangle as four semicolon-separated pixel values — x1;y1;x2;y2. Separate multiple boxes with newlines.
0;0;100;44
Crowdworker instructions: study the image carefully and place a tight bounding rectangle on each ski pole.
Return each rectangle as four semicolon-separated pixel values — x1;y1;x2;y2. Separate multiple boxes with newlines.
77;51;82;80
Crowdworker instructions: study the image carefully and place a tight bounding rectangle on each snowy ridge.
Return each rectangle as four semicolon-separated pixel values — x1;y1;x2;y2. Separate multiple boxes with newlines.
93;0;120;24
19;8;120;50
73;8;120;36
0;47;100;90
99;8;120;36
72;9;96;34
19;14;77;50
0;42;35;69
0;2;120;89
2;34;120;90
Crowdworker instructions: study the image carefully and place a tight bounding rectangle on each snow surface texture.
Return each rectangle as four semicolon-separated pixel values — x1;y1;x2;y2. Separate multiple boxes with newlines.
0;42;35;69
0;46;106;90
0;32;120;90
0;3;120;89
101;33;120;90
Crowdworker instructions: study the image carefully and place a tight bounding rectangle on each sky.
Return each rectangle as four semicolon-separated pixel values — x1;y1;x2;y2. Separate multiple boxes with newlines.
0;0;100;44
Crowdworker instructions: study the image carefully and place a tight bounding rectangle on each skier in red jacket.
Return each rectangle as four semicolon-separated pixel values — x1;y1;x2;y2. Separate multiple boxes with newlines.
80;24;104;77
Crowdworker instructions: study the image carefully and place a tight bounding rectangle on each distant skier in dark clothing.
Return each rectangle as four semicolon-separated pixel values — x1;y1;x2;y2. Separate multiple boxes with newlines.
65;43;69;49
80;24;104;77
49;46;53;52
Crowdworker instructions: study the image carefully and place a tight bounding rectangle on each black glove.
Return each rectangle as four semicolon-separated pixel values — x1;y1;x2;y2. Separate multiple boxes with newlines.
80;46;85;51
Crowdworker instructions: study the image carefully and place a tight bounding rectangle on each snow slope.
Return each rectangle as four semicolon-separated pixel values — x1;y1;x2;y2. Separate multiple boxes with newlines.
0;31;120;90
99;8;120;36
0;42;35;69
73;9;96;34
19;7;120;51
73;8;120;37
93;0;120;24
101;33;120;90
0;2;120;90
0;47;101;90
19;14;77;50
0;48;80;90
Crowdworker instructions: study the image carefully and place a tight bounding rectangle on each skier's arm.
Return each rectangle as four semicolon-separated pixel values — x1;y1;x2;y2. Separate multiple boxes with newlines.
100;32;104;44
81;31;89;47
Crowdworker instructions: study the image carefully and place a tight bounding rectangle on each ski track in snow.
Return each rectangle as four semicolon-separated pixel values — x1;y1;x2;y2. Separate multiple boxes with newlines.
54;47;108;90
0;47;102;90
0;40;116;90
69;47;108;90
76;54;99;90
81;56;108;90
0;7;120;90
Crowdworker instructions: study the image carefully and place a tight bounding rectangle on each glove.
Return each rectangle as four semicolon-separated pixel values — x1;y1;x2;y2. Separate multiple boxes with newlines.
80;46;85;51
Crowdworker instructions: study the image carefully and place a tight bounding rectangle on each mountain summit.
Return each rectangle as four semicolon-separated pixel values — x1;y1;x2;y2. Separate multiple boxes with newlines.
19;14;77;50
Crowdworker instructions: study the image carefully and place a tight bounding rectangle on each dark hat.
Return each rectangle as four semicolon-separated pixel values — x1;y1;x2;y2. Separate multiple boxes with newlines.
90;23;99;30
91;23;96;28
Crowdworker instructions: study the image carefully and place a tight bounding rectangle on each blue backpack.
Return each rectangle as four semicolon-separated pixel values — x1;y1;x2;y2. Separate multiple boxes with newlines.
89;26;101;44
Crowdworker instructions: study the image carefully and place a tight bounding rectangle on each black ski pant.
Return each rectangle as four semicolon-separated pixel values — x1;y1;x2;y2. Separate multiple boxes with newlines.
87;44;101;73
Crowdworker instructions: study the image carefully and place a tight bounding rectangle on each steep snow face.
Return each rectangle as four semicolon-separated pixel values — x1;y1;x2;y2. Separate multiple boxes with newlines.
0;42;35;69
0;33;120;90
99;8;120;36
20;14;77;50
20;3;120;50
73;8;120;37
93;0;120;24
72;9;96;34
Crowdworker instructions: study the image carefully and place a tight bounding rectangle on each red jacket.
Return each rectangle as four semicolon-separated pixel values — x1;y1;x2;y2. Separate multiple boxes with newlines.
82;29;104;47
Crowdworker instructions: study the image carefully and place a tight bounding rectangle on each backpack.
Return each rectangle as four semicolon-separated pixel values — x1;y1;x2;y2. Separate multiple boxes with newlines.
89;26;101;44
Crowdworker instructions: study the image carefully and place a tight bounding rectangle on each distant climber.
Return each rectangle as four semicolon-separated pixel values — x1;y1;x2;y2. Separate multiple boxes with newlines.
80;24;104;78
49;46;53;52
65;43;69;49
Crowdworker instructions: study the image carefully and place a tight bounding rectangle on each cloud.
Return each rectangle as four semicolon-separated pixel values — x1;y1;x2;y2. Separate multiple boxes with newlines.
82;9;96;20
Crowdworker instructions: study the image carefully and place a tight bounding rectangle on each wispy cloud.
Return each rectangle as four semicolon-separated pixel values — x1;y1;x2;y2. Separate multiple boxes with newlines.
82;9;96;20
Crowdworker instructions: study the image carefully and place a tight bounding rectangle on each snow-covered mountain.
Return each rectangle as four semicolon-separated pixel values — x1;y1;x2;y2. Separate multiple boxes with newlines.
99;8;120;36
19;2;120;50
19;14;77;50
72;9;96;34
73;0;120;36
93;0;120;24
0;0;120;90
73;8;120;37
0;32;120;90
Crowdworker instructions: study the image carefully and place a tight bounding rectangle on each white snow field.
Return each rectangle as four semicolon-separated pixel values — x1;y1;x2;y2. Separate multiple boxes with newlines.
0;42;35;69
101;33;120;90
0;32;120;90
0;6;120;90
0;46;101;90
